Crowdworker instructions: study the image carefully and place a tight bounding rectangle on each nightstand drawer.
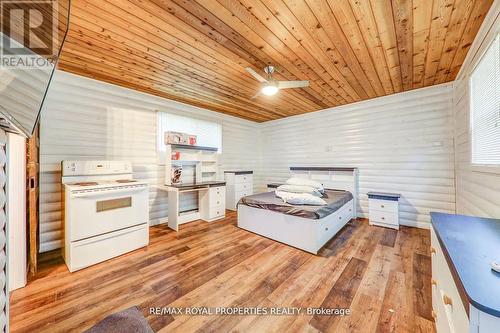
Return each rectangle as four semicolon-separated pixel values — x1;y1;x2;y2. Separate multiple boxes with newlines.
369;198;398;213
370;210;398;226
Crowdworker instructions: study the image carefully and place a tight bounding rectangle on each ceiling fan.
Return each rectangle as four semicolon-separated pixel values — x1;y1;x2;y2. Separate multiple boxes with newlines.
245;66;309;98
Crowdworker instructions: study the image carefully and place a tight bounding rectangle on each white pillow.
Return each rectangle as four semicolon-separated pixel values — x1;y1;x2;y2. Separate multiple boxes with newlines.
275;191;327;206
276;184;322;197
286;177;324;193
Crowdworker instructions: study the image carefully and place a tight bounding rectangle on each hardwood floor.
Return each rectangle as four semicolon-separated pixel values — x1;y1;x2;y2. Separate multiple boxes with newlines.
10;211;435;332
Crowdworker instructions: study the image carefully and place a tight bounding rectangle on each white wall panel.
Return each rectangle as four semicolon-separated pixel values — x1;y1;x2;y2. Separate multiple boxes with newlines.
453;3;500;218
0;129;8;332
39;71;261;252
259;84;456;228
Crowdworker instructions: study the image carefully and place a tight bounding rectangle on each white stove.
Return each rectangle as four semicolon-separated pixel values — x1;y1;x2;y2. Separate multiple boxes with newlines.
62;160;149;272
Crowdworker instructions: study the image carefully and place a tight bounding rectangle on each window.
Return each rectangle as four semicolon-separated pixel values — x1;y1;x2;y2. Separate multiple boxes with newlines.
157;112;222;163
470;34;500;166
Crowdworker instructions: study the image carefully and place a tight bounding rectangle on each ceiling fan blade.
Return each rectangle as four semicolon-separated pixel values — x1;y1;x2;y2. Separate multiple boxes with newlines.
245;67;267;83
277;80;310;89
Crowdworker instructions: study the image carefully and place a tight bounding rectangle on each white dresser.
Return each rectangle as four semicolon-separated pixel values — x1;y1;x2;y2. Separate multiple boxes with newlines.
367;192;400;230
224;171;253;210
430;212;500;333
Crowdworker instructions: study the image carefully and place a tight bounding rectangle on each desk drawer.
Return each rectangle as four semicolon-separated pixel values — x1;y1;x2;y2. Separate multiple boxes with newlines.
209;187;225;207
208;204;225;219
369;198;398;213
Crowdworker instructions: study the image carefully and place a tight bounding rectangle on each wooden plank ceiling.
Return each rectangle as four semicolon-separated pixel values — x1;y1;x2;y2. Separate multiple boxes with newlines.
58;0;494;122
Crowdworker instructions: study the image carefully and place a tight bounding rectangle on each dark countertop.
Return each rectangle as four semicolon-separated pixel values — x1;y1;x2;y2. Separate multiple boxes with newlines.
367;191;401;198
168;181;226;189
289;167;357;172
430;212;500;318
224;171;253;175
367;191;401;201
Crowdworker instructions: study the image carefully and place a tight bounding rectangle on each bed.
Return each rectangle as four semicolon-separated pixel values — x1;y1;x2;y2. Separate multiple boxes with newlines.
237;167;358;254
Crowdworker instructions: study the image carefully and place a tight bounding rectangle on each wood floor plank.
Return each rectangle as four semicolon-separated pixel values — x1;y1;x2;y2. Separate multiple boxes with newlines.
309;257;368;332
376;270;414;333
413;253;433;321
379;228;398;247
9;213;435;333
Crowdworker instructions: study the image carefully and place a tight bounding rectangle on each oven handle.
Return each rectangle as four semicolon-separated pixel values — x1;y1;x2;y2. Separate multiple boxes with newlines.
71;186;148;198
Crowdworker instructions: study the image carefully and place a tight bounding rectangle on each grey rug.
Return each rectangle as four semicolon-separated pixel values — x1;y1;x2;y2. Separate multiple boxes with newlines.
84;306;153;333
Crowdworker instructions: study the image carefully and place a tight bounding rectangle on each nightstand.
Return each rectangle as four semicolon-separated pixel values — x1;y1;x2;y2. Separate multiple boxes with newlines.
367;192;401;230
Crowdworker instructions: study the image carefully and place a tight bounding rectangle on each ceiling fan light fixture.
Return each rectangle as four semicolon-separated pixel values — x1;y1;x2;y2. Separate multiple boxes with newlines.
262;85;278;96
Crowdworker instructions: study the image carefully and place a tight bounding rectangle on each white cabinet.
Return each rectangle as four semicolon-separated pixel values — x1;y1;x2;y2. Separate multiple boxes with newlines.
430;220;500;333
431;226;469;333
224;171;253;211
367;192;400;230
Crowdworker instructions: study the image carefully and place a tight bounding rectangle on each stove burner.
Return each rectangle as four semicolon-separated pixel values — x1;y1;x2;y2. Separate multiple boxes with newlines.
74;182;99;186
115;179;138;183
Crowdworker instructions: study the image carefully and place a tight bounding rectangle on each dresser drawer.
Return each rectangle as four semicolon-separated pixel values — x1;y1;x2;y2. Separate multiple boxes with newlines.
431;226;469;333
235;182;252;192
235;189;252;201
235;174;252;184
369;210;398;226
369;198;398;213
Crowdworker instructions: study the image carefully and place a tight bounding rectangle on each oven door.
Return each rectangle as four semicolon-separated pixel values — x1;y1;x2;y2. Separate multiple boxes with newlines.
68;186;149;241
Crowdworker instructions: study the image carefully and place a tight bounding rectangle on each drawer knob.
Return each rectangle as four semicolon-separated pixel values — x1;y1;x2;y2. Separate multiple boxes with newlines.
431;279;437;286
443;295;453;306
338;216;342;220
381;216;385;220
217;201;220;205
381;205;385;208
325;227;328;231
430;247;436;254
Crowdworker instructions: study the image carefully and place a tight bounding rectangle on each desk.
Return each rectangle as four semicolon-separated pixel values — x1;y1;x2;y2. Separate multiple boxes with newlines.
158;181;226;231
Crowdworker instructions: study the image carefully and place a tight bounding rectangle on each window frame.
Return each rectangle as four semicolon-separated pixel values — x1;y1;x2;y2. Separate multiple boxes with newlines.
469;33;500;174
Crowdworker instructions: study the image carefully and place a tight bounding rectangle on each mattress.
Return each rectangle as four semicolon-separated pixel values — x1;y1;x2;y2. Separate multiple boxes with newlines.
238;189;353;220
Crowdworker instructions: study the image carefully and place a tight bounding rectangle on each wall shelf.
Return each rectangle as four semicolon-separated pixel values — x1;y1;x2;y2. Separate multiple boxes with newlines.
171;144;218;152
165;144;220;185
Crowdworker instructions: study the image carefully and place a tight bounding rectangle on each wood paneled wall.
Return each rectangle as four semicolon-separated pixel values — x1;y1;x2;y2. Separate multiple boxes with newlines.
38;70;262;252
453;2;500;217
258;83;456;229
57;0;494;122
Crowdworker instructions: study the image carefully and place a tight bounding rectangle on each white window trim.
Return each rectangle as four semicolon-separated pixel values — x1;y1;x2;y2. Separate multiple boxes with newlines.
468;33;500;174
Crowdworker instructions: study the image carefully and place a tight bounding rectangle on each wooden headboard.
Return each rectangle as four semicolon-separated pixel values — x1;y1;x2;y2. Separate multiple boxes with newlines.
289;167;359;217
